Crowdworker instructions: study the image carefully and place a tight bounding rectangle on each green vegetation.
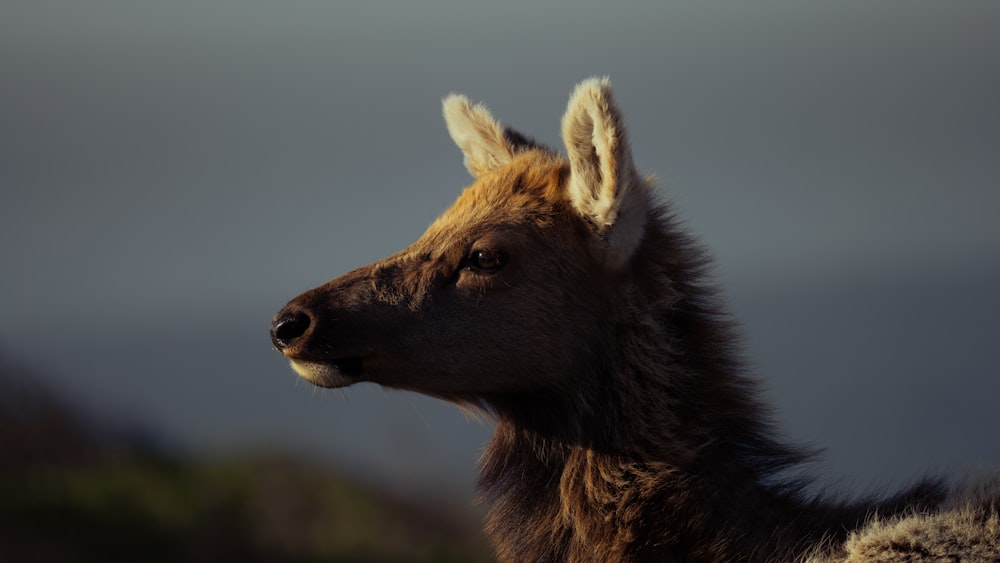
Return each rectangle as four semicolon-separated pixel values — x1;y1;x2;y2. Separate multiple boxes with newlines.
0;371;492;562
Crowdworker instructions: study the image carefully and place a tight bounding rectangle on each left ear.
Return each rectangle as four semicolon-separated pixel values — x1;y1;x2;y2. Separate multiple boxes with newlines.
561;78;648;270
442;94;517;178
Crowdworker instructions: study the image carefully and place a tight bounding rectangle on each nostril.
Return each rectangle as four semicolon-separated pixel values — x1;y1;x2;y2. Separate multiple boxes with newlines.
271;311;311;350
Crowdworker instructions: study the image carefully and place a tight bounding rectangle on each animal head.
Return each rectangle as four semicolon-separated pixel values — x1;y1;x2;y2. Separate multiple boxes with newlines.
271;78;652;405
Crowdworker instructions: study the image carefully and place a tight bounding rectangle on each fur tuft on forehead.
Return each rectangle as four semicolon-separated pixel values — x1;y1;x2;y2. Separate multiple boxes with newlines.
428;151;569;236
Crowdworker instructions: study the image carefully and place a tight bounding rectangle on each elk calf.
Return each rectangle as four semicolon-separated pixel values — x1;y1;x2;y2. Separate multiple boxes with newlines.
272;79;999;562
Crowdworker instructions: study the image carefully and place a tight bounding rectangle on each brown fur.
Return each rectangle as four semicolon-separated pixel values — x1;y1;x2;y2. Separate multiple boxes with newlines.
271;79;999;561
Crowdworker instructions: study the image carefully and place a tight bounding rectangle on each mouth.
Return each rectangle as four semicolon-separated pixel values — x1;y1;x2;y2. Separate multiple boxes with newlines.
287;357;366;388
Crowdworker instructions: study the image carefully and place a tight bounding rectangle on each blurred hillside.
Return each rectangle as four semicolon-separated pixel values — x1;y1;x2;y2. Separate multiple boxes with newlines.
0;362;492;563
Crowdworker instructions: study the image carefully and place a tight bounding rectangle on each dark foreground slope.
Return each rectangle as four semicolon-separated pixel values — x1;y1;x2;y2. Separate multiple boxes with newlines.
0;363;491;563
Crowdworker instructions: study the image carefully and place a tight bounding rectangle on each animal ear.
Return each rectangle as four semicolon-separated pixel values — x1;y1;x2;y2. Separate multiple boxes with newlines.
561;77;648;269
443;94;517;178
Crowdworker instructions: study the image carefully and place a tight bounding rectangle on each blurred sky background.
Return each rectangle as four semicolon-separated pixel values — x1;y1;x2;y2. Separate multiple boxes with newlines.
2;1;999;500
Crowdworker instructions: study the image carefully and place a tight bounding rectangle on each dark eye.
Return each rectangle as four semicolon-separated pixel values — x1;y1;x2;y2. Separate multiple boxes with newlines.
468;249;507;271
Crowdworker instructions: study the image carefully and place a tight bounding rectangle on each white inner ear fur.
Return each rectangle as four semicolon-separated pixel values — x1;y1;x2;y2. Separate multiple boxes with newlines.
561;77;649;270
442;94;516;178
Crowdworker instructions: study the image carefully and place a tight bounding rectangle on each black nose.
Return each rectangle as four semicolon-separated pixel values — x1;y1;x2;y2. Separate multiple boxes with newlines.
271;311;311;350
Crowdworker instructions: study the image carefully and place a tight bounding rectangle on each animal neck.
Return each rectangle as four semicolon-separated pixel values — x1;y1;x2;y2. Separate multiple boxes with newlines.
475;213;869;561
479;384;844;562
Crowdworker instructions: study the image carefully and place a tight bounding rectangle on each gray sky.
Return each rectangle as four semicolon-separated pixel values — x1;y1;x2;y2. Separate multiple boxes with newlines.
2;2;999;496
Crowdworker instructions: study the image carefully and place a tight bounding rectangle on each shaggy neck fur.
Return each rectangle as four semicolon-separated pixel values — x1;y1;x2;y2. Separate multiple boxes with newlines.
476;206;941;563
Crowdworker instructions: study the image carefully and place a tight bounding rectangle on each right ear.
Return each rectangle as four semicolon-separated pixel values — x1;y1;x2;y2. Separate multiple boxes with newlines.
442;94;517;178
561;78;648;270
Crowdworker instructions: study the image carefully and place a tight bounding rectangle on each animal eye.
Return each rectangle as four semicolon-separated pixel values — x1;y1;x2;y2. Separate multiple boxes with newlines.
468;249;507;271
